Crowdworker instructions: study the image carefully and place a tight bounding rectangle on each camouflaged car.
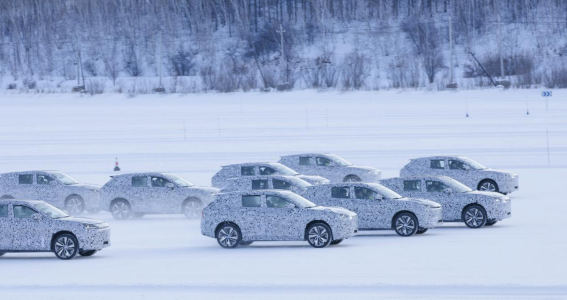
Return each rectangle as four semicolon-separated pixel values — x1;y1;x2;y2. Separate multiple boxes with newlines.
279;153;381;183
220;175;312;194
400;156;519;194
380;176;512;228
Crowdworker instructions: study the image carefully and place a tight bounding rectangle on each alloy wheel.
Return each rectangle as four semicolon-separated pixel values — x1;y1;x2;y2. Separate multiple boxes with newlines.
184;201;202;219
395;215;416;236
111;202;130;219
480;182;496;192
465;207;485;228
308;225;330;246
218;226;239;248
66;197;83;215
54;236;76;259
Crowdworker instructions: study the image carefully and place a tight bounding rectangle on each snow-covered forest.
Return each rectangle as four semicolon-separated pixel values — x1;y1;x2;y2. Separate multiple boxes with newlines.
1;0;567;93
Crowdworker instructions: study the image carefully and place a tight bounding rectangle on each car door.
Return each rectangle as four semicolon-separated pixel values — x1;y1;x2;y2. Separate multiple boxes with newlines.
35;173;60;207
149;176;178;213
294;156;315;175
401;179;426;199
238;195;266;240
352;186;383;229
424;180;457;221
327;186;354;211
16;174;36;199
0;203;11;250
447;159;469;183
11;204;46;250
129;175;151;212
428;159;448;176
264;195;302;240
315;157;340;182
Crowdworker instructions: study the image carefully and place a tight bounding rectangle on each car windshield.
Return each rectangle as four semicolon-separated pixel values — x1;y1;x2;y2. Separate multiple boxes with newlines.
34;203;69;219
49;172;80;185
269;164;299;176
459;157;487;170
326;154;352;167
285;193;317;208
288;177;312;189
373;184;403;199
442;178;473;193
164;174;194;187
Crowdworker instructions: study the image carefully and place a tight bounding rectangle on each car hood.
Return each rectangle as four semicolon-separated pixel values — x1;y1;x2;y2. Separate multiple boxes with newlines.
296;175;330;185
347;165;380;172
398;197;441;208
481;168;517;178
188;186;220;194
59;216;107;225
308;205;357;217
466;190;508;200
71;183;101;190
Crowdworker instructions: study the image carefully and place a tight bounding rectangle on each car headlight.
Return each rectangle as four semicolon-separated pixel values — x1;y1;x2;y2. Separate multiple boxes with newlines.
82;223;100;230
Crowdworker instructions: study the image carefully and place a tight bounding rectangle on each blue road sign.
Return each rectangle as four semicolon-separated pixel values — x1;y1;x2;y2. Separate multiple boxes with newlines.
542;91;552;97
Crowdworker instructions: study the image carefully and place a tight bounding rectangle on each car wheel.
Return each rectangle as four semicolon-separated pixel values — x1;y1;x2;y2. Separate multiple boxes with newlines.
330;239;343;245
216;223;241;248
79;250;97;257
307;223;332;248
416;228;428;234
65;195;85;215
53;234;79;260
394;213;418;237
478;179;499;193
463;205;487;228
131;213;145;219
485;220;498;226
110;199;131;220
240;241;254;246
343;175;361;182
183;199;203;219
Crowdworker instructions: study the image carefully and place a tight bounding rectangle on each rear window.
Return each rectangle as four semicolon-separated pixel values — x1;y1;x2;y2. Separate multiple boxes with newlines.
403;180;421;191
273;179;291;190
18;175;33;184
299;157;313;166
132;176;147;187
0;205;7;217
241;166;255;176
252;180;268;190
331;187;350;199
259;166;276;175
242;195;261;207
430;159;445;169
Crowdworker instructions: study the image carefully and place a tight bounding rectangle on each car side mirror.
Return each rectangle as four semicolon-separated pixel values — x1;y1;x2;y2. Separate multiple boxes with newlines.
32;213;42;221
166;183;175;189
444;188;453;194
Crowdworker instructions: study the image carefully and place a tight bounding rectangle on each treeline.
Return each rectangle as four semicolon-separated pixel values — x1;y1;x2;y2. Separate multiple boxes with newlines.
1;0;567;92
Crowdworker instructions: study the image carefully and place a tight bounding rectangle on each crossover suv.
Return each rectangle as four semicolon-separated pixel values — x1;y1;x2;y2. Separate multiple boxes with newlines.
0;200;110;260
380;176;512;228
279;153;381;183
221;175;312;194
300;183;441;236
0;171;101;215
211;162;329;189
400;156;519;194
100;173;218;219
201;190;358;248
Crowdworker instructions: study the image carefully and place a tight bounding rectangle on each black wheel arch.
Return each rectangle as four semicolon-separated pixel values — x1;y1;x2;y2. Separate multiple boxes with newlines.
477;179;498;190
109;198;130;210
215;221;240;237
343;175;361;182
182;197;202;209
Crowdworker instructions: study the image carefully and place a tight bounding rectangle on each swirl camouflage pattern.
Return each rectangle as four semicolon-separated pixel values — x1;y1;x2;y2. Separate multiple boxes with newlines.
380;175;512;228
278;153;382;183
100;173;219;219
0;199;110;260
201;190;358;248
0;171;101;215
211;162;329;189
299;182;442;236
400;156;519;194
221;175;312;194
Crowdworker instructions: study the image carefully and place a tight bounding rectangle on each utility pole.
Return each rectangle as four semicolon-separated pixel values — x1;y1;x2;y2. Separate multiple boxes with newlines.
276;24;287;85
496;2;505;79
449;14;454;84
158;30;163;88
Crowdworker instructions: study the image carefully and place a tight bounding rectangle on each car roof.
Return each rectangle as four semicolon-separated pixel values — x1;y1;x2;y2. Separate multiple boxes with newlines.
411;156;466;161
0;170;61;175
393;175;453;181
0;199;45;205
109;172;170;178
221;162;282;168
220;189;297;197
309;182;384;189
280;153;334;158
227;175;303;181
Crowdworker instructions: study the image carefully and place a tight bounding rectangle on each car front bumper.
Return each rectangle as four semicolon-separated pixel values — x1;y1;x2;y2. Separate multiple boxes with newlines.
81;227;111;251
333;215;358;240
421;207;443;229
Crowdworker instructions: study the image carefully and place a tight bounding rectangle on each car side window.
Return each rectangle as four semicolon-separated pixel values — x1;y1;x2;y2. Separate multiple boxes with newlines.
354;187;379;200
132;176;148;187
430;159;445;169
241;166;255;176
251;180;268;190
426;181;447;192
151;176;169;188
37;175;55;185
13;205;36;218
299;157;314;166
18;175;33;185
316;157;332;166
403;180;421;191
331;187;350;199
448;160;468;170
242;195;261;207
266;195;290;208
259;166;276;175
0;205;8;217
273;179;291;190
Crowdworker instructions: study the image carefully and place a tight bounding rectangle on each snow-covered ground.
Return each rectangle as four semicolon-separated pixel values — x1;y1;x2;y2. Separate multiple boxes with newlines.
0;90;566;299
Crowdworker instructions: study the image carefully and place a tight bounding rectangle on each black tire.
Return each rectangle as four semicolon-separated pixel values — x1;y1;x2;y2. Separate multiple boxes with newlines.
216;223;242;248
65;195;85;216
306;223;332;248
53;233;79;260
0;195;14;200
343;175;361;182
416;228;428;234
183;198;203;219
330;239;343;245
478;179;499;193
485;220;498;226
462;205;487;228
240;241;254;246
131;212;145;219
393;213;418;237
110;199;131;220
79;250;97;257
